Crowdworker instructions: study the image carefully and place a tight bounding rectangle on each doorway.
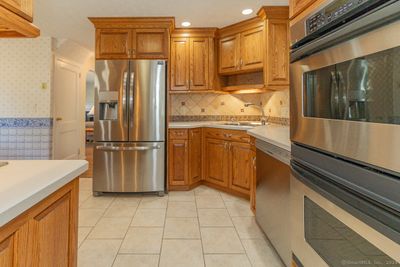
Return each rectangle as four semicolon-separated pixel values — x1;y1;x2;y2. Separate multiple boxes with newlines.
82;71;95;177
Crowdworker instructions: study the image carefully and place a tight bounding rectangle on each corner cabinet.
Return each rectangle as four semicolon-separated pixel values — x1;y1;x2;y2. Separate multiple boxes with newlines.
90;17;174;60
0;0;39;37
289;0;316;19
0;179;79;266
170;28;216;92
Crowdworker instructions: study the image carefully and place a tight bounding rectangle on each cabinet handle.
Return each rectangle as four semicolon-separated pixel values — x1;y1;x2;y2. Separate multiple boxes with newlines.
229;143;232;151
224;142;228;150
252;157;256;167
240;59;243;66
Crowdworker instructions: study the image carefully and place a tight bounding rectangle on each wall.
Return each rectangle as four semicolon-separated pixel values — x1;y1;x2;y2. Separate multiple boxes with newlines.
0;37;53;160
170;89;290;119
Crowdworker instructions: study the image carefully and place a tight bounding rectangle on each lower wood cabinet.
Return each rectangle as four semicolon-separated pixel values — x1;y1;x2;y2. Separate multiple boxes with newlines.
168;127;255;198
0;179;79;266
204;137;230;187
168;129;202;189
250;137;257;213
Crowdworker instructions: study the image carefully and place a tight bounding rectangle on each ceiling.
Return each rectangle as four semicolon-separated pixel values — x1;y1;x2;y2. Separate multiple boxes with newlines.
34;0;288;51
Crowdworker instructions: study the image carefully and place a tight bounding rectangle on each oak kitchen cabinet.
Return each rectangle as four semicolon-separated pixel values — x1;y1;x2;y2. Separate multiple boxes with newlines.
250;137;257;213
218;19;264;75
170;28;216;92
203;128;253;197
168;128;202;190
89;17;174;60
0;179;79;266
289;0;316;19
0;0;39;37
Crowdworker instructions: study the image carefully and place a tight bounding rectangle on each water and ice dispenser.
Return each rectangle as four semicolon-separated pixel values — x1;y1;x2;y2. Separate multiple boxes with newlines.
98;91;119;121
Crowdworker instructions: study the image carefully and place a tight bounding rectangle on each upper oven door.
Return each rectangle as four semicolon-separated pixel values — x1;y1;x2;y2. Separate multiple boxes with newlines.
290;18;400;175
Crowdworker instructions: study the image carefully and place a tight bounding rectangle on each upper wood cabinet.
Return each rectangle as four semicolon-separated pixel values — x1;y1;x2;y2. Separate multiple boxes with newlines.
289;0;316;19
90;17;174;60
258;6;290;90
0;0;39;37
218;19;264;75
170;28;216;92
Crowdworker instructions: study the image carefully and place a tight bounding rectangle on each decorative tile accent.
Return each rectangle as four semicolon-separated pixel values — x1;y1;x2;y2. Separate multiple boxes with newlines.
0;118;52;160
170;115;289;126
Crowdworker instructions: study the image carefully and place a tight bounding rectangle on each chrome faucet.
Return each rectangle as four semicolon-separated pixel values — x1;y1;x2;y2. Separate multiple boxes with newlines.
244;102;268;125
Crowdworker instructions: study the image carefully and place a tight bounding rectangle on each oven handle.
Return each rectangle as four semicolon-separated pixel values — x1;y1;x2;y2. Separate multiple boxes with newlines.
291;160;400;244
96;145;161;151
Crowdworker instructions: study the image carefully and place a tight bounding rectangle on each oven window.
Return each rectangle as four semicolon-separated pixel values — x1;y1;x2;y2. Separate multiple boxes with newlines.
304;197;400;267
303;46;400;124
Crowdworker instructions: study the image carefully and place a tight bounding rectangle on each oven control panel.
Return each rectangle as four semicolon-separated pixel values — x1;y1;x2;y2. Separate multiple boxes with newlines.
306;0;371;34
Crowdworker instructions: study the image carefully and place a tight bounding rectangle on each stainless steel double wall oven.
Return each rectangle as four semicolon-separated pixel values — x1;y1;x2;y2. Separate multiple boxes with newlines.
290;0;400;266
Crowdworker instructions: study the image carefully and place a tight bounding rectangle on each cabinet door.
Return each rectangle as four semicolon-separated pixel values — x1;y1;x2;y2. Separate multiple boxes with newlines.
96;29;133;59
0;235;14;267
190;38;209;90
189;129;202;184
240;26;264;71
31;194;72;267
168;139;189;186
134;28;169;59
265;19;289;88
219;34;240;74
250;150;257;212
230;142;252;195
289;0;316;19
170;38;190;91
204;138;229;187
0;0;32;21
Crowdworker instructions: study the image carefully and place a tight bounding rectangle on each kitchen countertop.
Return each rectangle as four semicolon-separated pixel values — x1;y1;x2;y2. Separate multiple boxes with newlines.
247;124;291;152
169;121;291;151
0;160;88;227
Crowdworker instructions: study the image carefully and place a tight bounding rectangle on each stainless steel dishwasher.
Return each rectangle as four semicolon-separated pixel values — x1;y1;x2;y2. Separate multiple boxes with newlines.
255;140;291;267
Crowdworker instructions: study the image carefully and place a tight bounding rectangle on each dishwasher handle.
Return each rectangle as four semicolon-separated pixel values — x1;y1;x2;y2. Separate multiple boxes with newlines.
96;145;161;152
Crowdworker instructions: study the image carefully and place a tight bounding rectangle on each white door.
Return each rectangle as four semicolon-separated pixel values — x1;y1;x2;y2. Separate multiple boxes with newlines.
53;57;81;159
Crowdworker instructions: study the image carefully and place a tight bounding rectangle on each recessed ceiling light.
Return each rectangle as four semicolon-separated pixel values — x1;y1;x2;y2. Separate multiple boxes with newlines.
242;9;253;15
181;21;191;27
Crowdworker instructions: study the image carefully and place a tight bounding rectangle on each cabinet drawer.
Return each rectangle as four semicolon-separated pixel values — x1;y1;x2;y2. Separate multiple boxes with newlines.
204;128;250;143
169;129;189;140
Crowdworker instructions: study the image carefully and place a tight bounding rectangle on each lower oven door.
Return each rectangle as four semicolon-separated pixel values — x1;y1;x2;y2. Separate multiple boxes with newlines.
291;163;400;267
93;142;165;193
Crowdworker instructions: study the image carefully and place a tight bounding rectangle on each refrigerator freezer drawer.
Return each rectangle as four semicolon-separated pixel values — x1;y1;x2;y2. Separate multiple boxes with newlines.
93;142;165;193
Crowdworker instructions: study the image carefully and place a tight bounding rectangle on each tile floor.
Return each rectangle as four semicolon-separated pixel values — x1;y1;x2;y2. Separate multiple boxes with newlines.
78;178;284;267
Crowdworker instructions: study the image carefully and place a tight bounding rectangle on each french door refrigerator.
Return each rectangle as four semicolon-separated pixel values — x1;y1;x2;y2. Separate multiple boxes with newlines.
93;60;166;195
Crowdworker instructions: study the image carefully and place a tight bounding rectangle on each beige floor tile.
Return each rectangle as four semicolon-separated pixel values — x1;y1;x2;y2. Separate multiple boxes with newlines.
159;239;204;267
112;196;142;207
194;185;220;196
79;208;105;227
139;196;168;209
88;217;131;239
103;203;137;218
198;209;233;227
79;190;92;205
204;254;251;267
201;227;244;254
232;217;265;239
225;201;254;217
168;191;195;202
131;209;166;227
164;218;200;239
78;227;92;247
219;192;246;203
113;254;159;267
196;196;225;209
78;239;121;267
80;196;115;209
167;201;197;218
242;239;284;267
120;227;163;254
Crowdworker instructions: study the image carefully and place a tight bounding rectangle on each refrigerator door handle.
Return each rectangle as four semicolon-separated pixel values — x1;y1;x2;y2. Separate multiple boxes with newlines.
123;71;129;127
96;145;161;151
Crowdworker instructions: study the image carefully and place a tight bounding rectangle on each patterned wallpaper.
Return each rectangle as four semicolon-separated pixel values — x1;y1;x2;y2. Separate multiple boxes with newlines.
0;37;53;118
170;89;290;118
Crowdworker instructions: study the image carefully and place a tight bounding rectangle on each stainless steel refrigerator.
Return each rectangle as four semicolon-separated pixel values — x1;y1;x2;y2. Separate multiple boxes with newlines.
93;60;166;195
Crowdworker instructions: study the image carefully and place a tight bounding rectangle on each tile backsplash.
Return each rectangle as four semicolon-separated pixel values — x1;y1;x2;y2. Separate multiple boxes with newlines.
170;89;289;119
0;118;52;160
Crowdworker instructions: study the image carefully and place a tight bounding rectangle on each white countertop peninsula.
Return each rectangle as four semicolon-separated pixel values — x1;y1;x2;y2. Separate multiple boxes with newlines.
0;160;88;227
247;124;290;152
